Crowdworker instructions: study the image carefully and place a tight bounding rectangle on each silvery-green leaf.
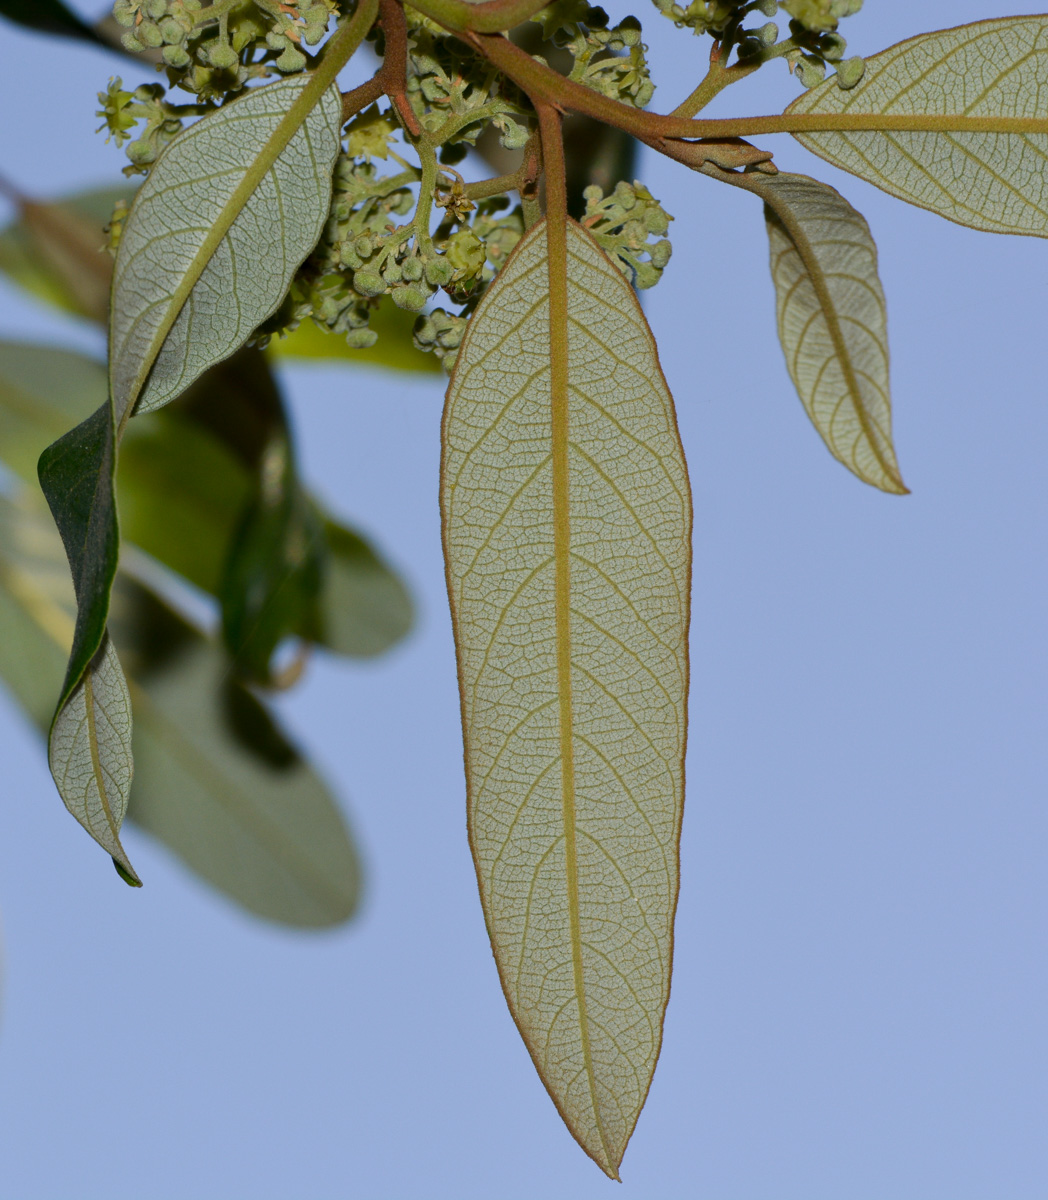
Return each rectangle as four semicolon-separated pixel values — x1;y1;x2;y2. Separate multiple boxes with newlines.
110;73;343;422
48;634;138;885
787;17;1048;236
759;173;906;494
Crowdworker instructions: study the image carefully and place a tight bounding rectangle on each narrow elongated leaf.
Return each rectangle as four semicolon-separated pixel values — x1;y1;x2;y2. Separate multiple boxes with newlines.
759;172;905;494
110;73;342;422
0;491;362;926
442;219;690;1176
787;17;1048;236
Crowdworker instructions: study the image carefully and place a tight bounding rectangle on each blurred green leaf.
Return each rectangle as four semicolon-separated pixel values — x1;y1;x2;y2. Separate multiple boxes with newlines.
0;0;106;45
220;432;326;684
319;518;412;658
271;301;440;374
112;576;362;927
0;186;127;322
0;340;413;663
0;490;362;927
0;342;106;480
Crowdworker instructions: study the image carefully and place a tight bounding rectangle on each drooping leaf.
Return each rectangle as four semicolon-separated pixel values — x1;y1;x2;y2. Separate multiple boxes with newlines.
271;302;441;374
0;490;362;926
757;172;906;494
442;218;690;1177
786;16;1048;236
0;186;129;322
36;403;135;880
109;72;343;423
0;0;106;45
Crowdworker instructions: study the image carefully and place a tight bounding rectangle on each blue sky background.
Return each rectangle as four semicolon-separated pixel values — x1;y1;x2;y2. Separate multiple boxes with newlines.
0;2;1046;1196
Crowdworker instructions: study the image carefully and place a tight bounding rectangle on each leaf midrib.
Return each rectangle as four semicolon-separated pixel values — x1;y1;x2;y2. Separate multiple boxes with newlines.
546;215;614;1169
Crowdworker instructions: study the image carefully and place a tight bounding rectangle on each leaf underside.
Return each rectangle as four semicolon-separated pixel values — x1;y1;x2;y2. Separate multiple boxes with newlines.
761;172;905;494
48;634;138;883
788;15;1048;235
442;219;690;1177
110;72;343;421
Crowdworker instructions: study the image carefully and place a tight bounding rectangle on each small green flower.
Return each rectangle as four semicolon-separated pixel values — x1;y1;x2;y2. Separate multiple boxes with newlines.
95;77;137;145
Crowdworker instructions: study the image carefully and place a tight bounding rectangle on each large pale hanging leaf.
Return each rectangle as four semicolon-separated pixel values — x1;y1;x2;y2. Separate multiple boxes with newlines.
758;172;905;494
0;491;362;926
110;72;343;422
442;218;690;1177
787;16;1048;236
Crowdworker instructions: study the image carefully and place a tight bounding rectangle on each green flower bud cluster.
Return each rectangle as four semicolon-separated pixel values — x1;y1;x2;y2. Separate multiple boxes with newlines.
648;0;754;38
563;13;656;109
412;309;469;373
96;77;187;174
779;0;865;91
110;0;333;106
580;181;672;290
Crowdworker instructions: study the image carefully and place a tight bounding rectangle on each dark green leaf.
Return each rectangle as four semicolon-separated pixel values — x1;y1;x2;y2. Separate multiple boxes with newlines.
37;403;117;707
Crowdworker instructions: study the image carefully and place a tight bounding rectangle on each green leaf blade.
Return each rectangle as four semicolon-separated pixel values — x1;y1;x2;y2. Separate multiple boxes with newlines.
786;16;1048;236
110;73;343;422
442;219;690;1176
760;172;906;494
